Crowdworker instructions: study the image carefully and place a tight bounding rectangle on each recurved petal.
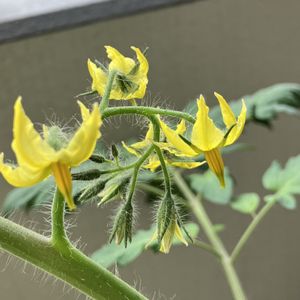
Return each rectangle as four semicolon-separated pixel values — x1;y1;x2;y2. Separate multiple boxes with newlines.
60;102;102;166
131;46;149;75
175;223;188;246
105;46;135;74
12;97;54;168
160;120;198;157
145;122;154;140
0;153;50;187
214;92;236;128
77;100;90;121
224;99;247;146
87;59;107;95
191;95;224;151
144;156;161;172
175;119;186;135
129;123;153;150
122;141;140;157
170;160;206;169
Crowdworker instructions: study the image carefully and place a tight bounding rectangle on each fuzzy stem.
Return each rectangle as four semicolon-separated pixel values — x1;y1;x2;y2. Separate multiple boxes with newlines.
102;106;195;123
99;70;117;112
0;215;147;300
193;239;221;258
51;188;71;248
231;198;276;263
173;171;247;300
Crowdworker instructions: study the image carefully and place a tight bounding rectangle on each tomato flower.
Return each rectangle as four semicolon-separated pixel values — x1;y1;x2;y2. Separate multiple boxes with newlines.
159;93;247;186
122;120;204;171
0;98;102;210
88;46;149;100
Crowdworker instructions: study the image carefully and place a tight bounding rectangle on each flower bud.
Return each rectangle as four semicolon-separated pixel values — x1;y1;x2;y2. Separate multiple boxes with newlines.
110;201;133;247
153;194;188;253
72;169;102;181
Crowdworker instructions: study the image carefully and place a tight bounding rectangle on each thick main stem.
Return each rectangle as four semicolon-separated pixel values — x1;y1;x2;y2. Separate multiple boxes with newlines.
0;215;147;300
173;171;247;300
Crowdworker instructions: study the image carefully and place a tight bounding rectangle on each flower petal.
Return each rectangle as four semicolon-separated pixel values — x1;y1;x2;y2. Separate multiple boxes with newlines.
129;123;153;150
170;161;206;169
144;156;161;172
131;46;149;76
175;119;186;135
12;97;54;168
191;95;224;151
0;153;50;187
204;148;225;187
224;100;247;146
105;46;135;74
87;59;107;95
51;162;75;210
59;102;102;166
214;92;236;128
175;223;188;246
122;141;140;157
160;120;198;157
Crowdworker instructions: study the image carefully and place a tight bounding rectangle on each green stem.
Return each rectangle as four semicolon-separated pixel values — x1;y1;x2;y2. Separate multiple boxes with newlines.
51;188;71;248
0;216;147;300
193;239;221;258
102;106;195;124
99;70;117;112
127;145;155;201
231;198;276;263
173;171;247;300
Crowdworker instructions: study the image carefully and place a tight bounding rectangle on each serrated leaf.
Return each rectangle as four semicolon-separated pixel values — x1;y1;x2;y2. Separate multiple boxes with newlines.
262;155;300;209
91;223;199;268
189;168;233;204
231;193;260;214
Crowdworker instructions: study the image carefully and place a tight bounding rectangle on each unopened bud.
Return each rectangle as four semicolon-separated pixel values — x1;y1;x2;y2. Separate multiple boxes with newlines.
72;169;102;180
110;202;133;247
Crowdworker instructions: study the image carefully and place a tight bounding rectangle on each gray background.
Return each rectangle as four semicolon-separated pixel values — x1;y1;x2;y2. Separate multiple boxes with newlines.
0;0;300;299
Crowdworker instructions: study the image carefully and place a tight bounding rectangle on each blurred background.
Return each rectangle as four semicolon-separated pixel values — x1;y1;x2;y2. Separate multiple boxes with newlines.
0;0;300;299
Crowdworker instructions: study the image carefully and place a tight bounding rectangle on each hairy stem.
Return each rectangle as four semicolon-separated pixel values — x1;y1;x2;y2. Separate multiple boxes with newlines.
99;70;117;112
102;106;195;123
51;188;71;248
193;239;220;258
231;198;276;263
173;171;247;300
0;216;147;300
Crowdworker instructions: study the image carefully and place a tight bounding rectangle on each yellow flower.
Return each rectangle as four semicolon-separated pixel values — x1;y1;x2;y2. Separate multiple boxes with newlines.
159;93;247;186
122;121;204;171
88;46;149;100
0;97;102;210
151;219;188;254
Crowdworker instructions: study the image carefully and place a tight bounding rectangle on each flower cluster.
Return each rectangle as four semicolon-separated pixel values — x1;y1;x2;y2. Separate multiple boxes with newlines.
0;45;247;253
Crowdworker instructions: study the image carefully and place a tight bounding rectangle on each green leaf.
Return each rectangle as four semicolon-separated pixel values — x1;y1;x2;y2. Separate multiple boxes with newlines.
2;179;54;215
262;155;300;209
213;224;225;233
189;168;233;205
91;223;199;268
184;83;300;127
231;193;260;214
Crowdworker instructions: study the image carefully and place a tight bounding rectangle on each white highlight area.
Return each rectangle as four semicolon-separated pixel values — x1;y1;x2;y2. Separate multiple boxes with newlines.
0;0;109;23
